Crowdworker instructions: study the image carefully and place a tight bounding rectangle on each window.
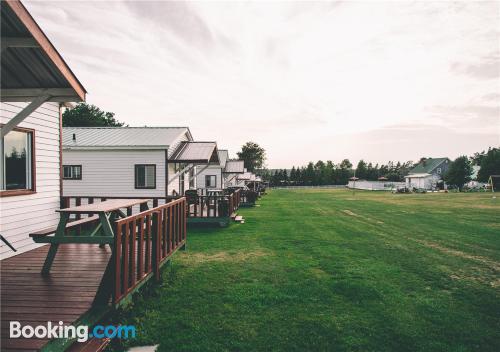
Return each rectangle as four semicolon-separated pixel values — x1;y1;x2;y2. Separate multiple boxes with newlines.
135;164;156;189
437;167;442;175
205;175;217;188
1;128;35;195
63;165;82;180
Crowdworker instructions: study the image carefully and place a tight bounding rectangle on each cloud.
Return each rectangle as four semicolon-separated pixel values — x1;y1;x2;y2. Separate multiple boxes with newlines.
451;53;500;79
22;0;500;168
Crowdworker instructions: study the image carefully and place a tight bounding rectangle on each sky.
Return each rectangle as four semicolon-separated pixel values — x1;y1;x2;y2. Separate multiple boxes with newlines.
26;0;500;168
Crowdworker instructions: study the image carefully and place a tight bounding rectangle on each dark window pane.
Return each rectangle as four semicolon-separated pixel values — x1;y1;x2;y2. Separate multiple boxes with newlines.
4;131;31;190
137;166;145;187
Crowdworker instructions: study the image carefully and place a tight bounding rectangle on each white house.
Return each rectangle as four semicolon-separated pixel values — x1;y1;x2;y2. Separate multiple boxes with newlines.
62;127;219;198
223;160;245;187
405;173;440;190
0;0;86;259
195;149;228;191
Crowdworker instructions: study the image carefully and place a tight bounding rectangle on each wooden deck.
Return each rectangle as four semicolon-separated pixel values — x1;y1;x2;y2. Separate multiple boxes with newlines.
1;244;111;351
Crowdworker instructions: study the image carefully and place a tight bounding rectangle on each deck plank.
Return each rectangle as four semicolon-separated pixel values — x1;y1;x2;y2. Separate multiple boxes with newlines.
1;244;110;351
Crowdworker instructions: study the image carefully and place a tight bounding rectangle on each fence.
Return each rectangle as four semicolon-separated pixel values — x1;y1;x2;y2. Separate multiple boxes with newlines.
112;197;186;304
347;180;405;191
270;185;347;190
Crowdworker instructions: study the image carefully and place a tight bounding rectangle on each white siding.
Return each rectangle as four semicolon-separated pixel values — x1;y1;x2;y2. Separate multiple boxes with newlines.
63;149;166;197
196;166;223;190
0;102;61;259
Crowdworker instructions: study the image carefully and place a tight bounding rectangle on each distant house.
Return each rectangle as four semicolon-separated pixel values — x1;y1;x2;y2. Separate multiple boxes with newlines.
405;157;450;190
62;127;219;198
195;149;229;191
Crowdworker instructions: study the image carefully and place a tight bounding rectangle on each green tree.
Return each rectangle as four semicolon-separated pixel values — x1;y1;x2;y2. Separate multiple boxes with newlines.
289;167;297;184
337;159;352;185
444;156;473;191
62;103;126;127
304;162;315;185
477;147;500;182
237;142;266;172
355;160;368;179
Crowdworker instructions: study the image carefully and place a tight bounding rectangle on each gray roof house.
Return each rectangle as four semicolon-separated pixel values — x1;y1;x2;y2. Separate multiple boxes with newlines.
405;157;451;190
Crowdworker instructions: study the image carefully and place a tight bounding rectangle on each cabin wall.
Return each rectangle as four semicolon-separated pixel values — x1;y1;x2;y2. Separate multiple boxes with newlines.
63;149;166;197
196;166;223;190
0;102;61;259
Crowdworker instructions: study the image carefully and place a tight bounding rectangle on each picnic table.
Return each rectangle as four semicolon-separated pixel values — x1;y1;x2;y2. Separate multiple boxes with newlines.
31;198;151;275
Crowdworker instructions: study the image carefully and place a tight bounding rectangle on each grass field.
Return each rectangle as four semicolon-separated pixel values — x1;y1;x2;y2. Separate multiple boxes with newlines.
112;190;500;352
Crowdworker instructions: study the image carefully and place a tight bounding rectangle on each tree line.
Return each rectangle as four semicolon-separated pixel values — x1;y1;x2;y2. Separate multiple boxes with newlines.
261;159;414;186
262;147;500;189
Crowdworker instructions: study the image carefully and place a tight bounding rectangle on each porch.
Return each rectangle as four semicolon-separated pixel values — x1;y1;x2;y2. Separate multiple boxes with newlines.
1;198;187;351
1;244;111;351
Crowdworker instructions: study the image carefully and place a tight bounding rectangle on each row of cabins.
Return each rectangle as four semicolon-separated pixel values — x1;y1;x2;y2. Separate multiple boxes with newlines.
0;1;265;350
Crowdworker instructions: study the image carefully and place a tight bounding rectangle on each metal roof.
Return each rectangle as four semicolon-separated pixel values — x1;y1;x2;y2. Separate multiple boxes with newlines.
224;160;245;174
1;1;86;102
409;158;449;174
217;150;229;168
63;127;190;149
170;141;219;164
237;172;253;180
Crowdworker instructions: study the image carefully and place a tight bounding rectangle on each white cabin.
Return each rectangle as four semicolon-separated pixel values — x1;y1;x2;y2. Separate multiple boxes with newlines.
223;160;245;187
195;149;228;191
0;0;86;259
62;127;219;198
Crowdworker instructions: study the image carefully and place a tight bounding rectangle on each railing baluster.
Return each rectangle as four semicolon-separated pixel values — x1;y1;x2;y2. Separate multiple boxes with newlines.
146;214;151;273
114;222;123;304
123;221;130;294
130;219;137;288
138;217;144;280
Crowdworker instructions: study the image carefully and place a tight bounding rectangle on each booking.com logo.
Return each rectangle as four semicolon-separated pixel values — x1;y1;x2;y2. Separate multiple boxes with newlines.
10;321;136;342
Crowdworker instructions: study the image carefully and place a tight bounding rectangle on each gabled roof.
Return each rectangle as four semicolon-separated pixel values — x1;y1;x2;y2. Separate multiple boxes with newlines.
170;141;219;164
63;127;191;149
1;0;86;102
217;150;229;168
224;160;245;174
409;158;449;174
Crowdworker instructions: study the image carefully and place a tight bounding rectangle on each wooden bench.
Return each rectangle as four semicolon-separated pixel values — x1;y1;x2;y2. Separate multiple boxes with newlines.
29;216;99;238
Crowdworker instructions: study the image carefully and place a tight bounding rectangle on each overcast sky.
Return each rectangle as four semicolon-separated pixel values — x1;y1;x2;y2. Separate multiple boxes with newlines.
26;1;499;168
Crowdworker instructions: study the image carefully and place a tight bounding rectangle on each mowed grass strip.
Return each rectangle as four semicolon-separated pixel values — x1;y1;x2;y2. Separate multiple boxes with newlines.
111;190;500;352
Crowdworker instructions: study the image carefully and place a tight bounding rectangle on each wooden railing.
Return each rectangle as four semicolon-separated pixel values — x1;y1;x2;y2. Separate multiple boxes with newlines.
186;189;241;218
62;190;241;224
112;197;187;305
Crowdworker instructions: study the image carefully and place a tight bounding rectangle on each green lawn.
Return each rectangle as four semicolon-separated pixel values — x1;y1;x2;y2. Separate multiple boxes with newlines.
112;190;500;352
